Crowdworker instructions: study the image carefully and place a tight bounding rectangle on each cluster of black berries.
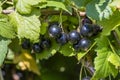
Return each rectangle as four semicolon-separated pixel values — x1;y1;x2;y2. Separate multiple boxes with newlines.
21;37;51;53
21;16;102;53
48;17;102;51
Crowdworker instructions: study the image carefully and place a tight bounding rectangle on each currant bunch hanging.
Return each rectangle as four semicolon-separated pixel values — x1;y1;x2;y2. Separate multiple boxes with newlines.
21;16;102;53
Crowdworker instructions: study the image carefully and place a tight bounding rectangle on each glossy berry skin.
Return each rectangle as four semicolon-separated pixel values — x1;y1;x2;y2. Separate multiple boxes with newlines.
93;24;103;36
82;76;91;80
48;23;62;38
79;38;91;51
32;43;42;53
82;17;92;25
80;24;94;37
21;39;30;49
68;30;80;44
56;33;68;45
40;39;51;49
73;42;81;51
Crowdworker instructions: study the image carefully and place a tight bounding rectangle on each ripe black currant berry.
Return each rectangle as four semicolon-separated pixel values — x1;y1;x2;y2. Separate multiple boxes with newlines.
93;24;103;36
79;38;91;51
80;24;94;37
40;39;51;49
82;17;92;25
32;43;42;53
21;39;30;49
56;33;68;45
68;30;80;44
73;42;81;51
82;76;91;80
48;22;62;38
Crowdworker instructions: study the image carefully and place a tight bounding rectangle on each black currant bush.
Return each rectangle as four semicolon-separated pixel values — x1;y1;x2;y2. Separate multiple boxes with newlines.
0;0;120;80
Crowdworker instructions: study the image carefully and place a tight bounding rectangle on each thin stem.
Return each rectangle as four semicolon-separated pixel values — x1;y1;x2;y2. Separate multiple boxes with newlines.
84;67;87;77
79;64;83;80
59;10;65;32
78;41;97;64
59;10;63;23
108;38;116;54
111;30;120;47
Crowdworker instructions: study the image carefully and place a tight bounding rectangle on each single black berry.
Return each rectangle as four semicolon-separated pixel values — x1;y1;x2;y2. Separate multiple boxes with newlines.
93;24;103;36
68;30;80;44
73;42;81;51
80;24;94;37
56;33;68;45
48;22;62;38
40;39;51;49
82;76;91;80
79;38;91;51
21;39;30;49
82;17;92;25
32;43;42;53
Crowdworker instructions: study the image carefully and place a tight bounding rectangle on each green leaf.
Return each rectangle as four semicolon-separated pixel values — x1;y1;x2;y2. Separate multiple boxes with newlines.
0;37;11;67
15;0;40;14
71;0;92;7
108;53;120;68
0;14;16;38
59;43;75;56
36;39;60;60
92;36;118;79
39;1;71;14
40;22;48;35
86;0;113;20
98;10;120;35
9;12;41;42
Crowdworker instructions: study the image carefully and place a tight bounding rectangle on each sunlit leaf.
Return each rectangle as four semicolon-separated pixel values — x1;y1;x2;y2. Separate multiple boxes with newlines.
39;1;71;14
0;37;11;67
108;53;120;68
0;14;16;38
15;0;40;14
9;12;41;42
98;10;120;35
92;36;118;79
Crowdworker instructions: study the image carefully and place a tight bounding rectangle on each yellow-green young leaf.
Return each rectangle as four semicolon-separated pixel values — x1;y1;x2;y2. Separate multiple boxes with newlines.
77;52;85;60
108;53;120;68
15;0;40;14
36;39;60;60
86;0;113;20
98;10;120;35
9;12;41;42
39;1;71;14
0;37;11;67
0;14;16;38
93;36;118;79
14;51;40;75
